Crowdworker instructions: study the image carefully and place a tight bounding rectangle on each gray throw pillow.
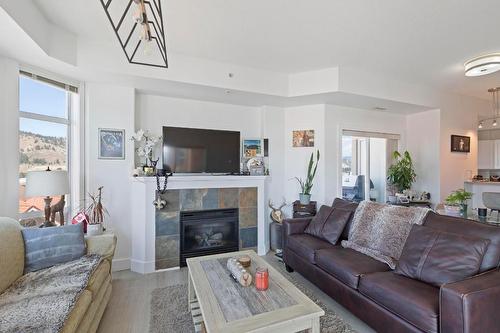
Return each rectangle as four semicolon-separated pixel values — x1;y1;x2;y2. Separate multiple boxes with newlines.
395;225;490;286
22;223;86;273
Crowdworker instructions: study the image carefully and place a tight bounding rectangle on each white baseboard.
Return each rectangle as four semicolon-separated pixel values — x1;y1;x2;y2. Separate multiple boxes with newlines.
112;258;131;272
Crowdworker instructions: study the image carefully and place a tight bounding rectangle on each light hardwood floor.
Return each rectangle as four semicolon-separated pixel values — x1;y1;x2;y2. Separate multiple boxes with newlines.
97;253;375;333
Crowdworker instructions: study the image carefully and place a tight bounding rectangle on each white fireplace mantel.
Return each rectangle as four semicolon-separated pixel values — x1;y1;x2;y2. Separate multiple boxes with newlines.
130;175;270;274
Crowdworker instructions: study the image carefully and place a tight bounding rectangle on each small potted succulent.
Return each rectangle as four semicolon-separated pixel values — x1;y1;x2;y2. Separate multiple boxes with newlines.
294;150;320;205
445;189;472;217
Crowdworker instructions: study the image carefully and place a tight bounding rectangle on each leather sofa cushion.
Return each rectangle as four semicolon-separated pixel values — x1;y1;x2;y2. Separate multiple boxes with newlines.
322;208;353;245
359;272;439;333
304;205;353;245
304;205;334;238
332;198;359;240
423;211;500;272
287;234;333;264
316;247;390;289
395;225;490;287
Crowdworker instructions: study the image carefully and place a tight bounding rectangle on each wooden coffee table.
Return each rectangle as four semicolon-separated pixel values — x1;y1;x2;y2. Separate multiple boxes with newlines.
187;250;324;333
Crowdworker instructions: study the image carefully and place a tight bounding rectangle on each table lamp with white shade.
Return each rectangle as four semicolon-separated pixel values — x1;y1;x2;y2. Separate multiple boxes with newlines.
25;168;70;227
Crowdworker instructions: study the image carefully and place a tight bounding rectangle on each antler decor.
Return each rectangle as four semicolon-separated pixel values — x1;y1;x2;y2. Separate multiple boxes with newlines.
269;198;287;223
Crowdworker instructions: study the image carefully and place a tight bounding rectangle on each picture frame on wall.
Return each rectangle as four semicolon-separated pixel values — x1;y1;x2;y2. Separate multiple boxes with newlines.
243;138;264;158
99;128;125;159
293;130;315;147
450;135;470;153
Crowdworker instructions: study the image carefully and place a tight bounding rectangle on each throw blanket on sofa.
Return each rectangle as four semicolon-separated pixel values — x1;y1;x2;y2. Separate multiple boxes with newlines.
341;201;430;269
0;255;102;333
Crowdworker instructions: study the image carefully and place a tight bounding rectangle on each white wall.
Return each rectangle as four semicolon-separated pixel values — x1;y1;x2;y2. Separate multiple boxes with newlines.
85;83;135;270
406;109;441;203
261;105;286;208
284;105;326;214
324;105;407;203
135;94;262;166
0;57;19;218
438;96;486;201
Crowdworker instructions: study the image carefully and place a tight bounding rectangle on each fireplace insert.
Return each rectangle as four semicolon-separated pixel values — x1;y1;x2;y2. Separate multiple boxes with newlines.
180;208;239;266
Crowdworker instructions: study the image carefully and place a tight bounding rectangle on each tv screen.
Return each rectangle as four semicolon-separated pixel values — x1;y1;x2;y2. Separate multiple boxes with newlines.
162;126;240;173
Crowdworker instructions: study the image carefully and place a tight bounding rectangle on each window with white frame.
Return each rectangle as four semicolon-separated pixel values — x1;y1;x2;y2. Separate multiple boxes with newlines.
18;71;80;224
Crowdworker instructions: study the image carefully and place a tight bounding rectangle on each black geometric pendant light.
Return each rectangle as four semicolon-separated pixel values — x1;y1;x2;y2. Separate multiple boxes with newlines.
99;0;168;68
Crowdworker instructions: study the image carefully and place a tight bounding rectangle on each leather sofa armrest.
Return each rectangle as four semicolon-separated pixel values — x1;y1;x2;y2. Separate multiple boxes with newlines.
283;217;312;236
282;217;312;252
85;233;117;264
440;268;500;333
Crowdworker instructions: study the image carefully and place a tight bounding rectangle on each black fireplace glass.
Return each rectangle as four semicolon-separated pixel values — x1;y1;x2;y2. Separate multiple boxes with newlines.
180;208;239;266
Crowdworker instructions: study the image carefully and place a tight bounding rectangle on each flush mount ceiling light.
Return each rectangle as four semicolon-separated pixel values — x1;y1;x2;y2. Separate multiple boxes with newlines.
464;53;500;77
99;0;168;68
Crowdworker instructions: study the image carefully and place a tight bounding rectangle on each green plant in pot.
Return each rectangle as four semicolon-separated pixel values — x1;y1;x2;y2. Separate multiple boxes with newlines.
294;150;320;205
387;151;417;203
445;189;472;216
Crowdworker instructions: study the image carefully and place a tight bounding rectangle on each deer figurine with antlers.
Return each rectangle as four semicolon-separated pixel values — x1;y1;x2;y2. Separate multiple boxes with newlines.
268;198;287;224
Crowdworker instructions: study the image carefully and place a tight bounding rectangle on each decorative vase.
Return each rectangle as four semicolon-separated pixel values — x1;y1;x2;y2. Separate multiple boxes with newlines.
460;204;468;217
299;193;311;205
87;223;103;236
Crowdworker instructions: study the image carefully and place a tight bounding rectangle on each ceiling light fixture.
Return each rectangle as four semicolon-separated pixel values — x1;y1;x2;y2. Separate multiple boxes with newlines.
464;53;500;77
478;88;500;129
99;0;168;68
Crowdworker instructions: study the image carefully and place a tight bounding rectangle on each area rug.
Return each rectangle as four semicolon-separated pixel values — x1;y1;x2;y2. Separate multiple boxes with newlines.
150;262;357;333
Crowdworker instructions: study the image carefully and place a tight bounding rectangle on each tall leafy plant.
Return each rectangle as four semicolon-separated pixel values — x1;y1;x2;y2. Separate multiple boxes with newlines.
295;150;320;195
387;151;416;193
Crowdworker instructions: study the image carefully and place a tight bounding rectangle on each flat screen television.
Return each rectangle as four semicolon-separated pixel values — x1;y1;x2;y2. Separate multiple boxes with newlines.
162;126;240;173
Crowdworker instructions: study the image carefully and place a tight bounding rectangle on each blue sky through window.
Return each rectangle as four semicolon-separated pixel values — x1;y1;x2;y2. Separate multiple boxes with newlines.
19;76;67;137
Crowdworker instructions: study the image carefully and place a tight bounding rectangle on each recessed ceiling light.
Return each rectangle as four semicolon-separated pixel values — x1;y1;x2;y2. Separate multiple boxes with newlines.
374;106;387;111
464;53;500;77
225;90;231;94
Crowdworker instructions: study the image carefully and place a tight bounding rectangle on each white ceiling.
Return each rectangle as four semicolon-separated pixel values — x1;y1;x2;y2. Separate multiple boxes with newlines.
30;0;500;100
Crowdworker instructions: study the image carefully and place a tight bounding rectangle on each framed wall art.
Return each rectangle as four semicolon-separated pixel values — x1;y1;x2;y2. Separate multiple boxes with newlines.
450;135;470;153
293;130;315;147
99;128;125;159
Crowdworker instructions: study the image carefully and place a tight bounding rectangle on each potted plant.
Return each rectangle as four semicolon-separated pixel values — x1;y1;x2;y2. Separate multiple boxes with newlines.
294;150;320;205
85;186;108;236
131;129;162;176
387;151;417;203
445;189;472;216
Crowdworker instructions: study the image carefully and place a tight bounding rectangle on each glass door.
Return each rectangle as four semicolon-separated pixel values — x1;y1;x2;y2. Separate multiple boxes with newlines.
341;131;400;203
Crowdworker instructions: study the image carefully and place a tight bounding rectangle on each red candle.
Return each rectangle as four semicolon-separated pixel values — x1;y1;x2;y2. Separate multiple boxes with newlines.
255;267;269;291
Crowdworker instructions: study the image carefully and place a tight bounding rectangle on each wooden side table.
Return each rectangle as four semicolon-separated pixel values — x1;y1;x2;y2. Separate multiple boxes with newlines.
293;200;317;218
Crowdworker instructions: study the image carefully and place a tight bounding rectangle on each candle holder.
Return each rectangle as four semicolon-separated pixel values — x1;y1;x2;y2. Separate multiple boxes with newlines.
255;267;269;291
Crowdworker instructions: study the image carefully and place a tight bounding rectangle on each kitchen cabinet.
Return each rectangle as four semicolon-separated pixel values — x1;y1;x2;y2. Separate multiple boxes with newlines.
478;140;494;169
495;140;500;169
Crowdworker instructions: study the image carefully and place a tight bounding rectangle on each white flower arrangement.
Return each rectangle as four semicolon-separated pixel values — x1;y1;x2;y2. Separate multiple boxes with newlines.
131;129;162;162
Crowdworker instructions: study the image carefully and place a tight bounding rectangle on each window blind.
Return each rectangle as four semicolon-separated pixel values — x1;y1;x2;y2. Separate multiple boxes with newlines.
342;129;400;140
20;70;79;93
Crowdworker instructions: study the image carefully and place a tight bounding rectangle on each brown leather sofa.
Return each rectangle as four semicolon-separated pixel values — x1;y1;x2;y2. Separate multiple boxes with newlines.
283;198;500;333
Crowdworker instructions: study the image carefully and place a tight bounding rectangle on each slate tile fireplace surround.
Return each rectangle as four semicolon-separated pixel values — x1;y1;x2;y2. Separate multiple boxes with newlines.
155;187;258;270
130;175;267;274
